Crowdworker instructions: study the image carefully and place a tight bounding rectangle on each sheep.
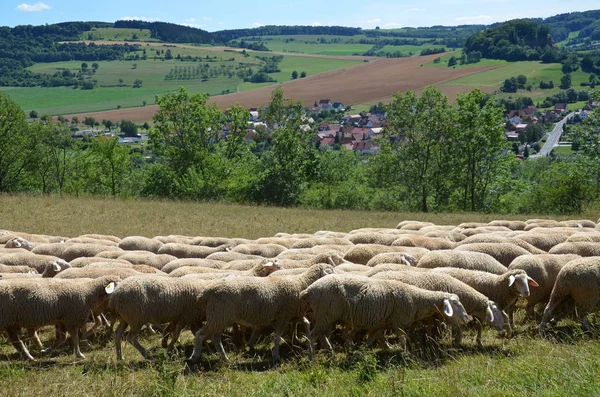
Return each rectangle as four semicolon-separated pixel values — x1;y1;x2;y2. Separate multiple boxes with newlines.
254;237;299;248
0;252;61;273
55;266;143;279
5;237;34;251
0;264;37;274
31;243;68;258
366;252;419;267
118;236;164;253
190;237;237;247
344;245;429;265
335;263;372;273
115;252;177;270
560;220;596;228
347;233;400;246
512;232;570;252
0;275;119;360
231;243;288;258
313;231;349;239
566;232;600;243
430;267;538;337
417;251;508;275
110;275;224;360
65;237;119;247
455;235;545;254
189;263;335;363
396;221;435;230
487;220;527;231
152;235;195;245
364;264;430;277
300;274;470;359
458;226;512;237
523;220;565;231
422;230;467;243
391;235;454;250
157;243;230;259
540;257;600;334
69;257;132;268
205;251;263;262
170;262;281;278
78;234;121;243
548;242;600;257
161;258;226;274
41;260;72;278
0;232;49;244
507;254;580;327
61;244;123;262
372;271;505;346
454;243;532;267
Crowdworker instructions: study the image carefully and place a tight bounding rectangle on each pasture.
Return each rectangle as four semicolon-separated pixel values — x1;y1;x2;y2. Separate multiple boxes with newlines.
1;195;600;395
80;27;156;42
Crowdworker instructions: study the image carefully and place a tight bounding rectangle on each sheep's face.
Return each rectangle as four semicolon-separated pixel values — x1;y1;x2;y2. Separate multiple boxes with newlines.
257;261;282;276
486;301;505;331
508;273;539;297
5;237;33;251
400;253;418;267
443;295;471;325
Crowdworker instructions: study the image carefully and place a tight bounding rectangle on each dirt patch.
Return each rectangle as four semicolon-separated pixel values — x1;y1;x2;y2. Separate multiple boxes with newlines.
65;55;497;123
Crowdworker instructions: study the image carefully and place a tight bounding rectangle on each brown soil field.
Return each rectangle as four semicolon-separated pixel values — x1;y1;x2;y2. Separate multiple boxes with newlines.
64;54;496;123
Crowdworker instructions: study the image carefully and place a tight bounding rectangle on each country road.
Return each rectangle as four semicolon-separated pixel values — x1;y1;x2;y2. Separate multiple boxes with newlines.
531;112;574;157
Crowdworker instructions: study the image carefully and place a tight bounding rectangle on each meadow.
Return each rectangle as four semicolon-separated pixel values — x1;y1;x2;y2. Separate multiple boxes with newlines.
4;47;361;116
80;27;157;42
1;195;600;396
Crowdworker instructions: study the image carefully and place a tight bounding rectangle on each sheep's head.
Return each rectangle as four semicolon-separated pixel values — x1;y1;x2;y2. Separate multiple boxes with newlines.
5;237;33;251
486;301;505;331
508;270;539;297
399;253;418;267
42;259;71;278
256;261;282;276
441;294;471;325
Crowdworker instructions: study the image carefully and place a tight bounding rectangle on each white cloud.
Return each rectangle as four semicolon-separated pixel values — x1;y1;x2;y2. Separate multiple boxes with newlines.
382;22;401;27
202;16;211;21
455;15;492;22
367;18;382;23
412;8;425;12
16;2;51;12
183;17;196;23
253;22;264;27
310;22;322;27
120;16;160;22
218;21;224;25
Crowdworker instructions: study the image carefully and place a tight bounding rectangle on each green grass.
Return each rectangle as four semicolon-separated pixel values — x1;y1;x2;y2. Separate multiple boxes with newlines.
1;195;600;395
81;27;156;42
2;47;360;115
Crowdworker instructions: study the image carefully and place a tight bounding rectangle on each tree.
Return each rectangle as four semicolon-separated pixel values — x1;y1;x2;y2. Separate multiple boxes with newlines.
103;120;113;130
132;63;137;69
0;92;38;192
118;78;124;86
224;104;250;160
142;122;150;132
81;62;88;70
71;116;79;126
560;73;572;89
525;124;543;143
120;120;138;137
516;75;527;89
142;100;147;107
291;70;298;79
502;77;518;93
91;62;99;72
89;136;131;197
83;117;96;128
29;110;38;119
133;79;143;88
300;71;306;78
165;49;173;60
448;56;457;67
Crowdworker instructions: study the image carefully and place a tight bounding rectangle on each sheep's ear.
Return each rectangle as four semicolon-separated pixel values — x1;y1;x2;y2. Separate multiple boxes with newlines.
15;240;22;248
400;257;410;266
327;256;336;266
105;282;116;294
486;304;495;323
226;247;232;252
442;299;453;317
324;268;334;275
264;261;274;267
527;276;539;287
508;275;516;287
52;262;62;272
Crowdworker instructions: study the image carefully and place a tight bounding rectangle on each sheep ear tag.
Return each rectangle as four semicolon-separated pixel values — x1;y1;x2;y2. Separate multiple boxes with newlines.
14;240;22;248
508;275;516;287
486;305;494;322
327;256;335;266
443;299;453;317
105;282;116;294
527;277;539;287
52;262;62;272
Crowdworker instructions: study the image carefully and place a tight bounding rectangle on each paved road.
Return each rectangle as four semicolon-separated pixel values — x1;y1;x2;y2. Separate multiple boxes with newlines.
531;112;574;157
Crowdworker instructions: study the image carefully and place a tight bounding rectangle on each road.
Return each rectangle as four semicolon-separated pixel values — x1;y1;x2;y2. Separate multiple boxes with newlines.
531;112;574;157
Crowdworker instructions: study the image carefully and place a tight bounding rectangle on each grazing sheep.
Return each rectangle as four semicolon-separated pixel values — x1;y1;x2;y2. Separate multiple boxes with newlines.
364;264;430;276
78;234;121;243
0;232;49;244
0;264;37;274
488;220;527;231
231;244;287;258
65;238;119;247
31;243;69;258
507;254;580;327
540;257;600;334
161;258;226;274
366;252;419;267
301;274;470;359
190;237;237;247
274;253;345;270
335;263;371;273
152;235;194;245
422;230;467;242
5;237;34;251
347;233;399;246
548;242;600;257
430;268;538;337
205;251;263;262
458;227;512;237
560;220;596;228
94;250;127;260
59;244;122;262
55;266;143;279
391;235;454;250
523;221;564;231
417;251;508;275
118;236;164;253
456;235;545;255
170;262;280;278
0;252;61;273
157;243;230;259
454;243;532;267
254;237;298;248
566;233;600;243
189;263;335;363
41;260;71;278
372;271;505;346
396;221;435;230
69;257;132;268
512;232;569;252
344;245;429;265
116;252;177;270
0;276;119;360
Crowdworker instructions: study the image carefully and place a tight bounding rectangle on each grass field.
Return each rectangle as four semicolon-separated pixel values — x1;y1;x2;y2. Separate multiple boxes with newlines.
81;27;156;42
1;195;600;395
3;48;361;116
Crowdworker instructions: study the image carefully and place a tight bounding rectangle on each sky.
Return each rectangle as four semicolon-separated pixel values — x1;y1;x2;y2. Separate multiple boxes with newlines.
1;1;599;31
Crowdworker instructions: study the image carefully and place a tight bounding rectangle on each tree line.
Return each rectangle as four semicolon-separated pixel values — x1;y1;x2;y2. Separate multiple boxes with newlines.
1;87;599;214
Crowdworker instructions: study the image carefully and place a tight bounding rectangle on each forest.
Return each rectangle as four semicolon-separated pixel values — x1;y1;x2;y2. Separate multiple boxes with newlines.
1;86;598;215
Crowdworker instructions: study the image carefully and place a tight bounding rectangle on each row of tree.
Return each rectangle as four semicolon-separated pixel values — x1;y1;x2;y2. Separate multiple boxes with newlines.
1;87;599;214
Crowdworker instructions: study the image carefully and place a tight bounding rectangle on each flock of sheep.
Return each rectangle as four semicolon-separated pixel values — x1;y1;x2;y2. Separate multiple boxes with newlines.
1;218;600;364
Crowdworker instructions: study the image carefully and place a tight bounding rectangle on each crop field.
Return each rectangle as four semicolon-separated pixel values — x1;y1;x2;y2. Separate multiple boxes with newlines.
1;195;600;396
62;53;496;123
3;46;360;116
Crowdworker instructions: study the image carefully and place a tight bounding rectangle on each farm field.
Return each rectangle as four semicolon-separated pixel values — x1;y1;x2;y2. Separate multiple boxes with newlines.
3;47;361;116
80;27;156;42
62;53;496;123
1;195;600;395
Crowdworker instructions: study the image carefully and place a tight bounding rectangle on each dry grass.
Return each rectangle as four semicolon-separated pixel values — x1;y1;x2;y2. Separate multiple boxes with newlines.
2;194;600;396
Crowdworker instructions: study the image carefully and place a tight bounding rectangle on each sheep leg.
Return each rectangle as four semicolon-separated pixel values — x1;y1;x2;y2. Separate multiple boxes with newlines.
6;328;35;361
41;327;68;356
190;327;208;362
213;333;229;361
474;321;484;348
167;322;185;352
578;311;593;333
26;328;44;350
451;324;463;346
114;320;127;361
161;322;176;349
125;326;149;359
68;325;85;359
272;326;285;364
246;327;262;352
502;311;512;339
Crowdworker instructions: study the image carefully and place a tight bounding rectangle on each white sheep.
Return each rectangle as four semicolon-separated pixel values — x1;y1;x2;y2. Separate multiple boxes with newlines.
4;237;34;251
417;251;508;275
118;236;164;253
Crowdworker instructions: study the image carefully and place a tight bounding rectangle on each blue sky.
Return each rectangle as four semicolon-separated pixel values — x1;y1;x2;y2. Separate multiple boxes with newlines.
1;1;599;31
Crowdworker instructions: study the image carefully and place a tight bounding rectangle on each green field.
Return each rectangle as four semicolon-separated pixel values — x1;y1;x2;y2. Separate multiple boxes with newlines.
2;47;361;115
81;27;156;42
1;195;600;396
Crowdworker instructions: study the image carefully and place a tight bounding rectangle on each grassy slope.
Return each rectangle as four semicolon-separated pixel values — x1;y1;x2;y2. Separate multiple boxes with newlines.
2;48;360;115
1;195;600;395
81;27;156;41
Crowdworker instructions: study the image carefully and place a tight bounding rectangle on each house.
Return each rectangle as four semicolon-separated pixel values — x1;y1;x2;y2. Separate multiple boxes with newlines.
319;137;336;147
505;131;519;141
249;111;259;122
515;124;528;132
317;130;337;140
555;103;568;114
508;116;523;126
319;122;329;131
352;141;378;154
351;127;372;141
369;127;383;138
318;99;333;110
332;102;345;112
523;105;537;116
